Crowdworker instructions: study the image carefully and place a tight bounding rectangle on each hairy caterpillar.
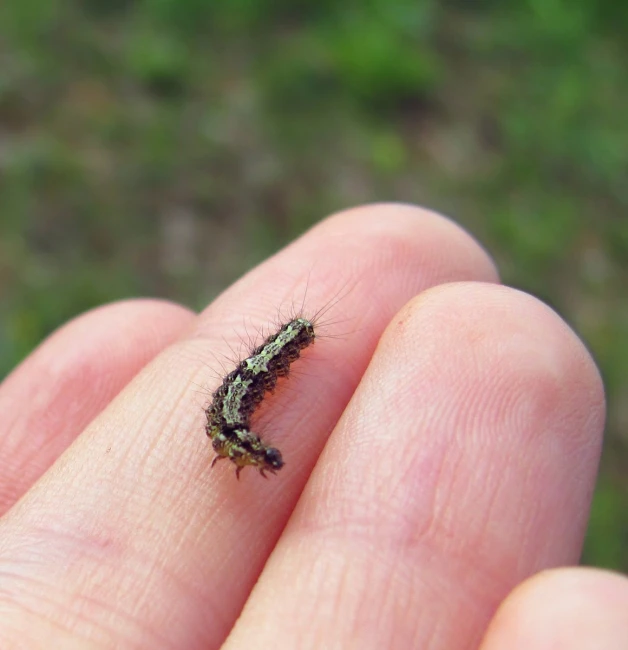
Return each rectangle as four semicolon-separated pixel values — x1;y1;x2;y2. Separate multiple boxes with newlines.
205;317;316;478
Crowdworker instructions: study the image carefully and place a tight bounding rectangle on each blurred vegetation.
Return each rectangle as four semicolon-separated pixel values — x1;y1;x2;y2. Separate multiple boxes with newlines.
0;1;626;568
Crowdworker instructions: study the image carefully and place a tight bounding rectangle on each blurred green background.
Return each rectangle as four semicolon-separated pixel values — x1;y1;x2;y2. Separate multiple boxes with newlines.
0;1;626;568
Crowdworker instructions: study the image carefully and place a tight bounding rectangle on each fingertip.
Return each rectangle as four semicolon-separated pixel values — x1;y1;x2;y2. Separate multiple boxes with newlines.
481;567;628;649
314;202;500;284
0;298;194;512
402;282;606;451
12;298;195;402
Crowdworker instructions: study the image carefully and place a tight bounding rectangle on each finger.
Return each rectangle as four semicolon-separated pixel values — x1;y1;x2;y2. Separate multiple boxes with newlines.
0;205;498;649
0;299;193;513
224;282;605;650
480;568;628;649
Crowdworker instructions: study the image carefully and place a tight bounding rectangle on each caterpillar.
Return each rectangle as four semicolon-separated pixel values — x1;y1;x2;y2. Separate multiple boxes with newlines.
205;317;316;478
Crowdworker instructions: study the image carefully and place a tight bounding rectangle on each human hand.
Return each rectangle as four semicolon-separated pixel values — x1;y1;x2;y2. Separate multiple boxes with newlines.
0;204;624;649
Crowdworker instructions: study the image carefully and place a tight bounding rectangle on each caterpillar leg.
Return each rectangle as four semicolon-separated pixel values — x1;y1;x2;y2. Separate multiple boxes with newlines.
211;455;227;468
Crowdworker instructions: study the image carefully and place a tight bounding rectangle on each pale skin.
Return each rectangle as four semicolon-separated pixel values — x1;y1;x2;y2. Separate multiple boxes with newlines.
0;204;625;649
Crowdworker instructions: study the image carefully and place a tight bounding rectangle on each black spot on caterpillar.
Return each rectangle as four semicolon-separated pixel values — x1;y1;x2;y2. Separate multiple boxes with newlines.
205;317;316;479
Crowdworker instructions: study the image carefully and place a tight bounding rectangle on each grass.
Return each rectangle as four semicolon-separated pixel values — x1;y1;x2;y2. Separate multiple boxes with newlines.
0;0;627;569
